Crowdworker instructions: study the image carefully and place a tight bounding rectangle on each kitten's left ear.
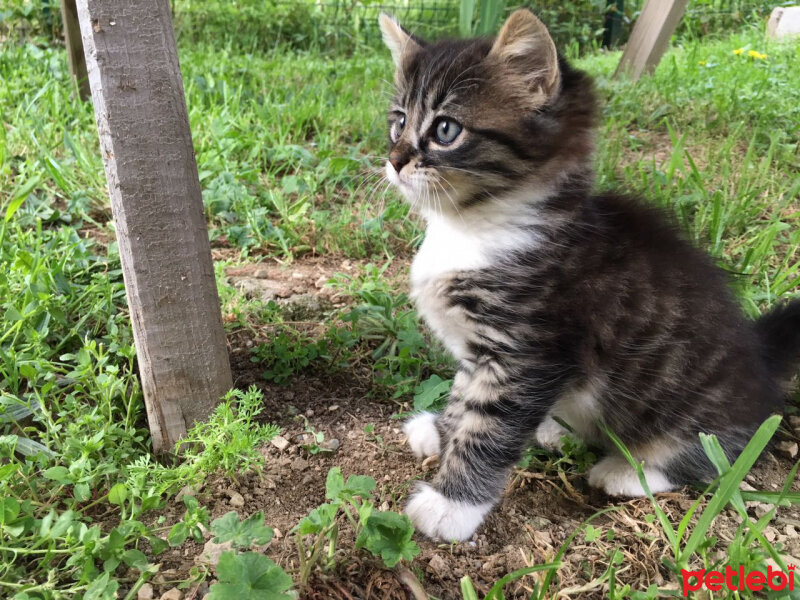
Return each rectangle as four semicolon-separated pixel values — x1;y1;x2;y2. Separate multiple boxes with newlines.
379;13;422;67
489;9;561;104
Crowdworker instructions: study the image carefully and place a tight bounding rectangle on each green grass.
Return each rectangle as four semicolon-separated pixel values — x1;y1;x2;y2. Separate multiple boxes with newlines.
1;6;799;599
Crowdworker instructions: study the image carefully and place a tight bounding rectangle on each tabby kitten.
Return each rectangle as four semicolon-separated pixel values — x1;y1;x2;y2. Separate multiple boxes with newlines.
379;9;800;542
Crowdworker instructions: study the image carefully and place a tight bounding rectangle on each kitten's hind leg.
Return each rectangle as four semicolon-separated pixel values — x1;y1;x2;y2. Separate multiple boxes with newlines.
588;454;675;497
403;411;441;458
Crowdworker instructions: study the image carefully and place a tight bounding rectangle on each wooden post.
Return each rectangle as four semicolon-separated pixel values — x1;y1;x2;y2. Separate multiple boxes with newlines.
615;0;689;80
76;0;233;452
61;0;90;100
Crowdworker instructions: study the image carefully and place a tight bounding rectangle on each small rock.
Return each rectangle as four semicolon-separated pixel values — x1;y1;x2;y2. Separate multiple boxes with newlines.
270;435;290;452
195;539;233;568
767;6;800;40
301;473;314;485
229;492;245;508
176;485;199;501
160;589;183;600
321;438;340;452
775;440;798;459
789;416;800;433
533;530;553;547
380;501;391;511
328;404;340;412
306;409;315;417
291;458;309;472
763;526;778;542
137;583;154;600
273;528;283;539
422;455;440;469
753;503;773;519
428;554;448;574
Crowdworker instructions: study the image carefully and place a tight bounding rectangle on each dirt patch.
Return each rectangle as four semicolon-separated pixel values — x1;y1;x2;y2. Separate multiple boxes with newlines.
144;256;800;599
147;359;800;599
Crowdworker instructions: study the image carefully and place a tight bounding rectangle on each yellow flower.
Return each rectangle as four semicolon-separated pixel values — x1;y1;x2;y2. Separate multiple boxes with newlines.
733;48;745;55
698;60;707;66
748;50;767;60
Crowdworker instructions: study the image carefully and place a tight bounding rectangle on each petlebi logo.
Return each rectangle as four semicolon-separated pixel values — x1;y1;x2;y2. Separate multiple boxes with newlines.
681;564;796;596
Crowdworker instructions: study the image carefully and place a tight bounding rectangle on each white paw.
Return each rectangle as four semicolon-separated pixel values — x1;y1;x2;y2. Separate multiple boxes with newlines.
534;416;568;452
405;483;493;541
403;412;441;459
588;456;674;497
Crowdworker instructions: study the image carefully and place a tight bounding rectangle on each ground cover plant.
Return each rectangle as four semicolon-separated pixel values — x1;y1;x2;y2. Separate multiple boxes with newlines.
1;2;799;598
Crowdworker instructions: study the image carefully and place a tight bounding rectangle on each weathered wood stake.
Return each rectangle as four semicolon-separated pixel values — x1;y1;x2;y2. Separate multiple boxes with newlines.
60;0;90;100
76;0;232;452
615;0;689;80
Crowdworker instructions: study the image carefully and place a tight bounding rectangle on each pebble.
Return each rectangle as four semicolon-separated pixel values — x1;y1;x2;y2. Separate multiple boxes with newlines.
160;589;183;600
428;554;448;574
195;539;233;568
229;492;245;508
321;438;340;452
306;409;314;417
328;404;340;411
270;435;290;452
763;526;778;542
137;583;154;600
291;458;309;472
775;440;798;459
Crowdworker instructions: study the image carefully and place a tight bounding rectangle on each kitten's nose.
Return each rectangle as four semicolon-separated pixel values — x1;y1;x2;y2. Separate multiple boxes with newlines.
389;151;410;173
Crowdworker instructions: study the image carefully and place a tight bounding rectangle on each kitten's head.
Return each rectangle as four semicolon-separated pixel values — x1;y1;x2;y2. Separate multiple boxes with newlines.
379;9;596;218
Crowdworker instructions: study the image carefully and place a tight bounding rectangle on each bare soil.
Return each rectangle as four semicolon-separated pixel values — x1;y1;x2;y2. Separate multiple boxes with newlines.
147;257;800;600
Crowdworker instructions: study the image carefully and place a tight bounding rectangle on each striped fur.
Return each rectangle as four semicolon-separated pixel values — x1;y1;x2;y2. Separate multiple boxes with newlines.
381;9;800;541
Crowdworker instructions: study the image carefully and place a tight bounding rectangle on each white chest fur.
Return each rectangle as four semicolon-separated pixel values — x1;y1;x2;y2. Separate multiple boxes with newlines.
410;214;541;361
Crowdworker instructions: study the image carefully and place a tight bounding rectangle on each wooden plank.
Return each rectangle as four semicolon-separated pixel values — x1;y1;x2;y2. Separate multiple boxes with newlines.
76;0;232;452
60;0;90;100
615;0;689;80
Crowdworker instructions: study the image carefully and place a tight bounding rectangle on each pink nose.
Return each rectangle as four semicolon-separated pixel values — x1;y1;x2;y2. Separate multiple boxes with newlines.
389;151;410;173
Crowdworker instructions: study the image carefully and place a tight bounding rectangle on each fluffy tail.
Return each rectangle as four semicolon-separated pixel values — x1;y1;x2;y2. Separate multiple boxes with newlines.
756;298;800;384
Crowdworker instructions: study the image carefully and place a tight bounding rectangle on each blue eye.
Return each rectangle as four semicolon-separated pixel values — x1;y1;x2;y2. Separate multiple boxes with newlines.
391;113;406;142
434;118;462;145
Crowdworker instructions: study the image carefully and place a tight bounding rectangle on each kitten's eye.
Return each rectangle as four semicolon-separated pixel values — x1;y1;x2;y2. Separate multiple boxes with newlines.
434;118;462;145
391;113;406;142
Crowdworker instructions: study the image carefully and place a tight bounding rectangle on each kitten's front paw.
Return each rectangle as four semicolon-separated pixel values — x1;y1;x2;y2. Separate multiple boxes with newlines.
403;412;441;458
405;483;493;541
534;416;568;452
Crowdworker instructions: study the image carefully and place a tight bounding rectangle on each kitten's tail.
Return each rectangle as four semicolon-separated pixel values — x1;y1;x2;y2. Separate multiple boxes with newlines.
756;298;800;385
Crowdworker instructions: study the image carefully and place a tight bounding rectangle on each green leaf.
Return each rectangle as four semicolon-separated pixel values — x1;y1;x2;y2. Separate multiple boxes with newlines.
108;483;127;505
168;522;189;547
0;497;21;524
83;572;119;600
43;466;72;484
325;467;345;500
122;548;150;571
355;511;419;568
413;375;452;412
74;482;91;502
212;511;274;548
297;503;338;535
207;551;294;600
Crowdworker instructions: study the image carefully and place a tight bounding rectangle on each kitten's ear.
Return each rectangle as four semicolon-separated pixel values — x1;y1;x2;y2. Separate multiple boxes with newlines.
379;13;422;67
489;9;561;103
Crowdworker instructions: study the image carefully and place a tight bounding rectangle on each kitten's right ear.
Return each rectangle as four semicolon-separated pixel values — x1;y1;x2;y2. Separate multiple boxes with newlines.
379;13;422;67
489;9;561;105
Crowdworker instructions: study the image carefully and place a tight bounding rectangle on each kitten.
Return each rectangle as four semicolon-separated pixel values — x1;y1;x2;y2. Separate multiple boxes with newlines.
378;9;800;542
